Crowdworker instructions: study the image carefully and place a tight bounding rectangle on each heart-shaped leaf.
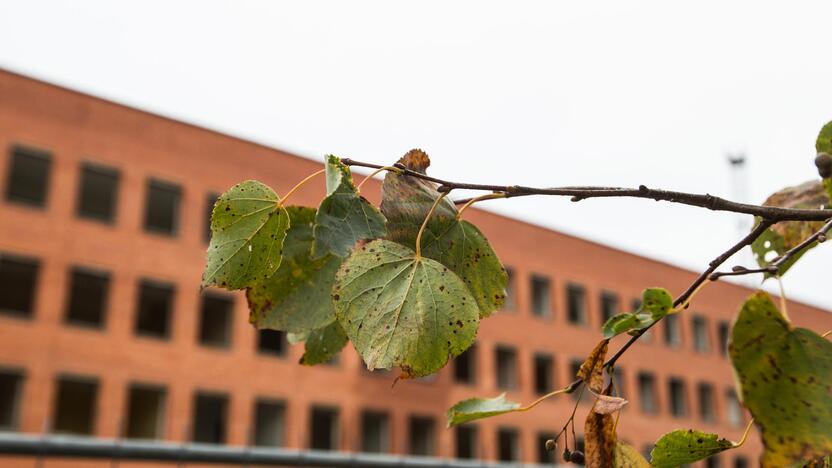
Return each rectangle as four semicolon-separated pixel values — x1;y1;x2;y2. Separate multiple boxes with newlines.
817;120;832;154
203;180;290;290
332;239;480;377
312;156;387;258
730;291;832;467
446;393;522;427
602;288;672;339
650;429;735;468
247;207;341;333
751;181;828;278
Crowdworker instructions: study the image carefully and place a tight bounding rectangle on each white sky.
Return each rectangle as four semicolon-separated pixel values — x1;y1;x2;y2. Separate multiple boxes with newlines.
1;1;830;309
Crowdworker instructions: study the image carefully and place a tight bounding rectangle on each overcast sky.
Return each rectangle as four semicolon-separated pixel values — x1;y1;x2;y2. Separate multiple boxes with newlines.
1;1;830;309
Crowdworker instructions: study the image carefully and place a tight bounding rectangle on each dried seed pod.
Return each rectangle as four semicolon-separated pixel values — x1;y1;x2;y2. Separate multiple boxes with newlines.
570;450;585;464
545;439;556;452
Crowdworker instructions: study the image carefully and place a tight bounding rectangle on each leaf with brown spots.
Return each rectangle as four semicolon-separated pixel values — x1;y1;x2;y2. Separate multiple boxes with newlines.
750;180;829;278
332;239;480;377
649;429;735;467
584;399;616;468
203;180;290;290
297;320;348;366
247;207;342;333
730;291;832;467
577;339;609;393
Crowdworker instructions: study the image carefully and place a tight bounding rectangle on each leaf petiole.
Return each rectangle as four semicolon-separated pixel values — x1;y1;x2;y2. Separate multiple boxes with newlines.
280;168;326;206
456;192;507;219
732;418;755;448
356;166;402;193
415;192;450;259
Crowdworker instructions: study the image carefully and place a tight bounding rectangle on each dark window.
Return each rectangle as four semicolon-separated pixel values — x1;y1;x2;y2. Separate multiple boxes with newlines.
698;382;715;422
0;369;24;430
453;345;476;385
669;378;688;418
567;283;587;325
531;275;551;317
706;455;722;468
533;353;554;395
692;315;710;353
65;267;109;328
204;192;219;243
198;292;233;348
125;384;165;439
257;329;286;356
52;376;98;435
497;427;520;462
537;432;557;463
495;346;518;390
143;179;181;235
192;392;228;444
600;291;619;323
611;367;626;398
637;372;658;414
641;444;654;462
76;163;119;222
135;280;174;338
0;255;39;318
718;321;730;357
725;389;743;427
361;410;389;453
503;268;516;311
5;145;51;207
455;425;478;459
664;314;681;347
409;416;435;456
310;406;339;450
253;399;285;447
734;456;749;468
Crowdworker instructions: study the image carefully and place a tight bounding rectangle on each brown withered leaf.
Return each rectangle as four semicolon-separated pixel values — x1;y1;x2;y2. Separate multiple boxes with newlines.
576;339;609;393
585;400;617;467
764;180;828;249
591;392;629;415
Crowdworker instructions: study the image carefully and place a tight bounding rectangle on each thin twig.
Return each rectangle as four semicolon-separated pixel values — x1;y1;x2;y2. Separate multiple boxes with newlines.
340;158;832;221
603;220;774;370
710;217;832;281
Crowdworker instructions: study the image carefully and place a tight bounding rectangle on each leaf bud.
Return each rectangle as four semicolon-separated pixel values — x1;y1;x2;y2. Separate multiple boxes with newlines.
815;152;832;178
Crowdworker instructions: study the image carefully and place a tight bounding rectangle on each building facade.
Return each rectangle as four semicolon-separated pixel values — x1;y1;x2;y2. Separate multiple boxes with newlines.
0;69;830;467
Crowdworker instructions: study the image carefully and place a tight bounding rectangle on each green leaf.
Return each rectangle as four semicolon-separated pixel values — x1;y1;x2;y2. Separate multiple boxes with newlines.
730;291;832;467
203;181;290;290
446;393;522;427
650;429;735;467
332;239;480;377
299;321;348;366
751;181;828;278
817;120;832;154
312;156;387;258
614;441;650;468
381;150;507;316
247;207;342;333
601;288;672;338
421;220;508;317
380;149;458;249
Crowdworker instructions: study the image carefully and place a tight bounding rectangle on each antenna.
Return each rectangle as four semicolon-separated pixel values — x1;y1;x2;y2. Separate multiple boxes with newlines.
727;152;754;282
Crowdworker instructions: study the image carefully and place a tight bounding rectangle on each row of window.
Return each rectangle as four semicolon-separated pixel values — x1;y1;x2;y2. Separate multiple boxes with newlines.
0;253;288;354
453;345;744;425
4;144;216;239
0;369;545;462
506;269;732;356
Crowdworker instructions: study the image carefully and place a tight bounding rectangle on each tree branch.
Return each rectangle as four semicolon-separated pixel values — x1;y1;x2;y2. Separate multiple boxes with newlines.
709;217;832;281
341;158;832;221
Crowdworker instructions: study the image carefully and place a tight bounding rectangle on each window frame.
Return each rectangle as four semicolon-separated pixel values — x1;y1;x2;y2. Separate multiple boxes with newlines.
5;144;52;208
76;161;120;224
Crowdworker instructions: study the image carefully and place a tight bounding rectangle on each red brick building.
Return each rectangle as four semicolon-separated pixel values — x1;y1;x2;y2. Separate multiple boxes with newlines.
0;68;829;467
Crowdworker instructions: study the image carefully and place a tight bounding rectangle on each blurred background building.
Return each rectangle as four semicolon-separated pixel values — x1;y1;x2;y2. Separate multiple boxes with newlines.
0;69;830;467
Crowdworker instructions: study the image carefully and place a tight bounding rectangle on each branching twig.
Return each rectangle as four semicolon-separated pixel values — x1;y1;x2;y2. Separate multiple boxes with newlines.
710;218;832;281
341;158;832;221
